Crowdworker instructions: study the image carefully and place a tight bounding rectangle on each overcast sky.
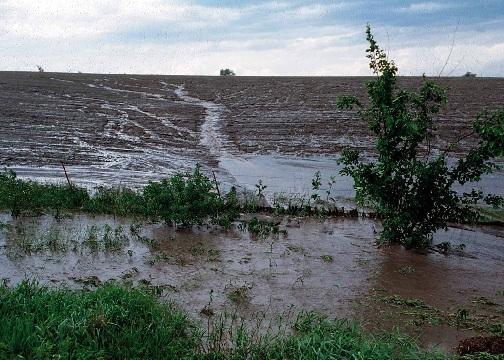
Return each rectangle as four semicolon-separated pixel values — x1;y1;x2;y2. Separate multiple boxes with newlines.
1;0;503;76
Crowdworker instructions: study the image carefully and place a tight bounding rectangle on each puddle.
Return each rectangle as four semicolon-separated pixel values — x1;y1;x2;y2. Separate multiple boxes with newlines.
0;212;502;351
219;154;354;202
0;213;380;320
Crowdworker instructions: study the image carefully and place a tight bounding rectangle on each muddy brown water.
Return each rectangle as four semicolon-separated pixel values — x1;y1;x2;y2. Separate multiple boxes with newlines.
362;225;504;351
0;212;502;352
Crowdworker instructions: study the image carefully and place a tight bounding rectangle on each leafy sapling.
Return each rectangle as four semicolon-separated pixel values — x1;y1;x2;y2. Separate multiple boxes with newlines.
336;25;504;248
311;171;322;201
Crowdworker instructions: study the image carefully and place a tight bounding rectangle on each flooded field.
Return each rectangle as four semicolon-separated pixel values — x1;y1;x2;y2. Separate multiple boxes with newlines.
1;72;503;354
1;72;503;199
0;212;502;351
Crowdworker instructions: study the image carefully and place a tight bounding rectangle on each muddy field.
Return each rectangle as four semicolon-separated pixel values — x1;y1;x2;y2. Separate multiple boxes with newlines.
1;72;503;354
1;72;503;194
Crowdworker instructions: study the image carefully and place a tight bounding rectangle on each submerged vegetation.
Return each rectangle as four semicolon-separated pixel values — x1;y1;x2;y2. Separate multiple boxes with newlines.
0;281;468;360
238;216;287;239
336;26;504;248
377;294;503;336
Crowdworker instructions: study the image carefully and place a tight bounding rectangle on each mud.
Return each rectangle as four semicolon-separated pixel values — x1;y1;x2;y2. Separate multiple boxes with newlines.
0;212;502;351
457;336;504;355
359;224;504;350
180;76;504;156
0;72;212;187
1;72;503;198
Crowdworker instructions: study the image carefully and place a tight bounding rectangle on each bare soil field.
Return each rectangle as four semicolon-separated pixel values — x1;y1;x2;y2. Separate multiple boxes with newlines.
181;76;504;155
1;72;503;188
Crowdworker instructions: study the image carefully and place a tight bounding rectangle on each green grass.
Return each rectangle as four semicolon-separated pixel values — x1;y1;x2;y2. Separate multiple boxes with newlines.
0;169;364;223
0;167;239;227
477;207;504;223
0;282;467;359
241;312;447;360
0;281;199;359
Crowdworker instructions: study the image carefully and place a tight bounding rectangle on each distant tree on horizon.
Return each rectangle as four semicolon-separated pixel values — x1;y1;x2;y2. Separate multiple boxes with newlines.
220;68;235;76
462;71;477;77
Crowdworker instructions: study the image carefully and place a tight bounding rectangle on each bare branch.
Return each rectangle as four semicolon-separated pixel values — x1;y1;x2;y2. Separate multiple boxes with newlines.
438;21;459;77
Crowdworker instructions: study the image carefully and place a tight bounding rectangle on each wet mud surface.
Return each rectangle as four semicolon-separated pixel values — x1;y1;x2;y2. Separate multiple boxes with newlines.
0;72;212;186
179;76;504;156
1;72;503;195
0;213;502;351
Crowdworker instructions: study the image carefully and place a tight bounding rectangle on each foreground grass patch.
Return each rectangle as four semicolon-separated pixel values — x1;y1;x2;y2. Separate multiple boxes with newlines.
0;282;199;359
0;282;463;359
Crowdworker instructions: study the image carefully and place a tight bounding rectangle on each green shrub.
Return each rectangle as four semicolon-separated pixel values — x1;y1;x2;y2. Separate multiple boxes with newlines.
336;26;504;248
0;167;239;227
0;169;88;216
83;186;145;216
143;166;234;226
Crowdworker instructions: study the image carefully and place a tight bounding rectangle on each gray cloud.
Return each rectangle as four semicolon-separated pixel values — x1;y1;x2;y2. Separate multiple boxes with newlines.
0;0;502;76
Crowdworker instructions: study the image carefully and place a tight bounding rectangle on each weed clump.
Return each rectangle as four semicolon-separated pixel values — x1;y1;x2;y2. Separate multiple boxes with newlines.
238;217;287;239
82;224;129;252
143;166;238;227
398;265;416;275
0;166;240;227
227;285;251;304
